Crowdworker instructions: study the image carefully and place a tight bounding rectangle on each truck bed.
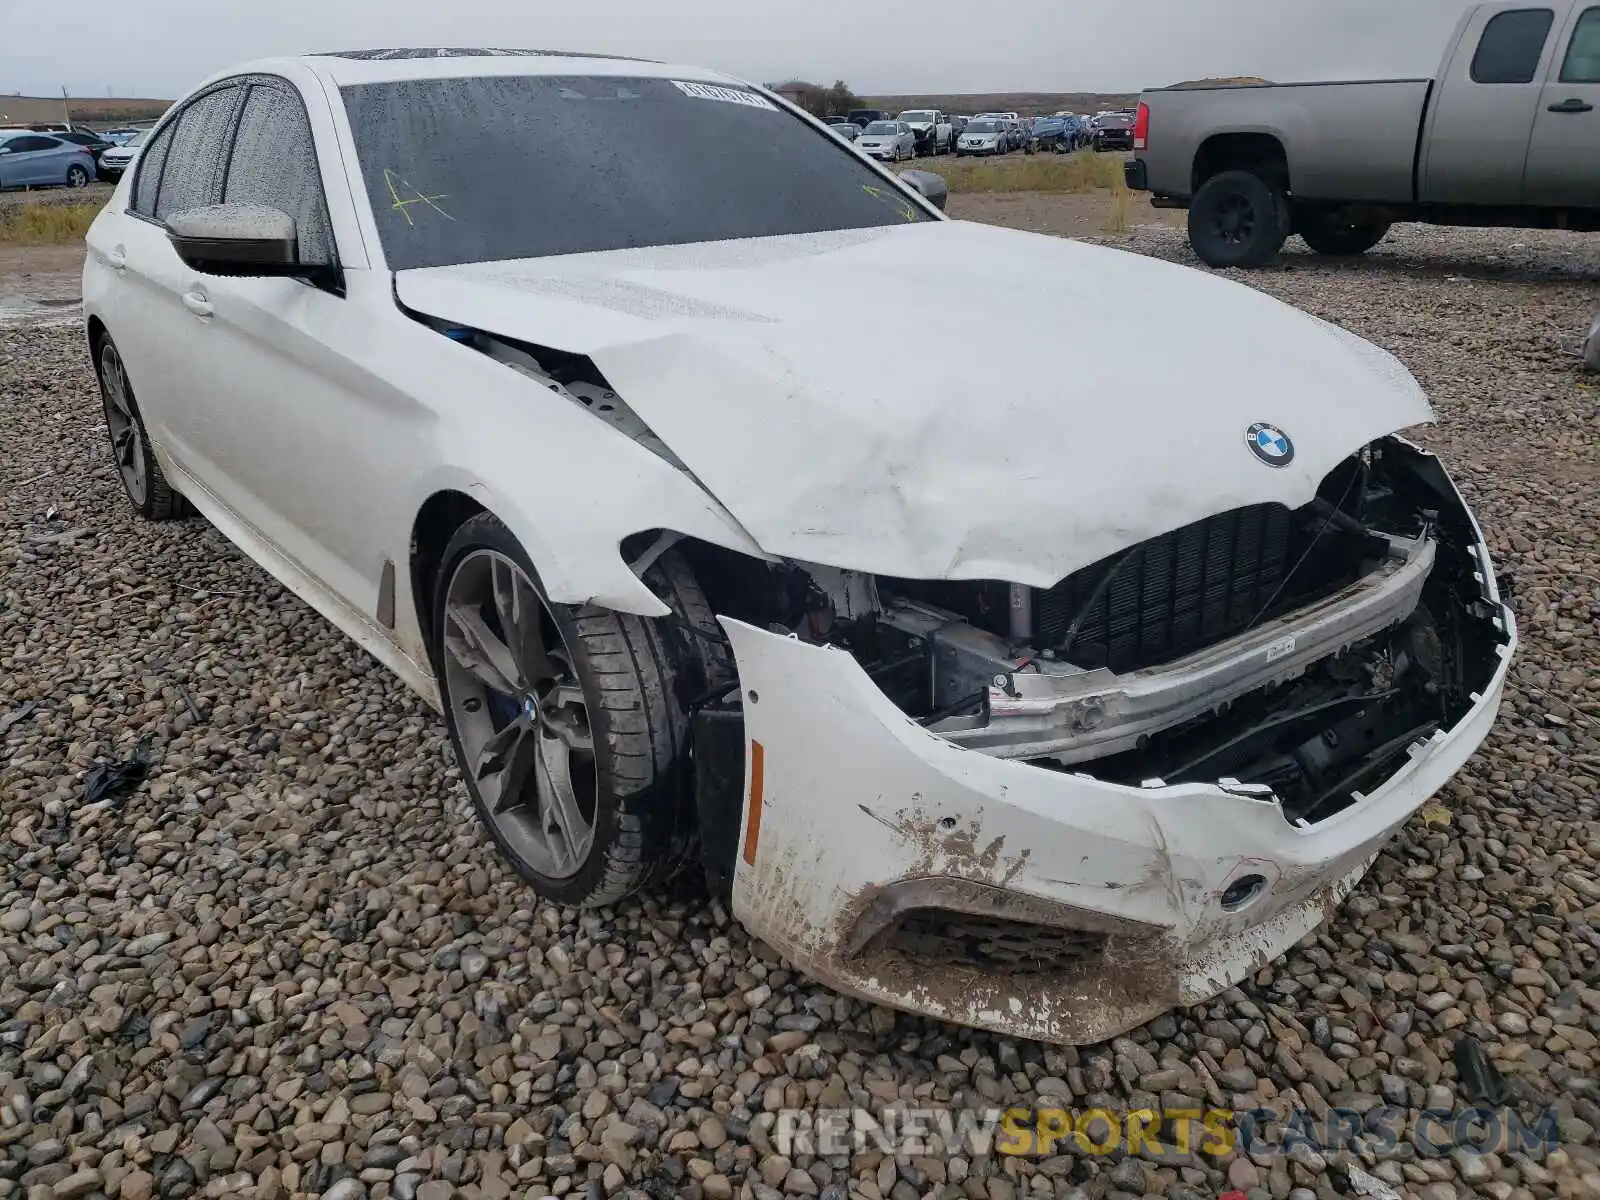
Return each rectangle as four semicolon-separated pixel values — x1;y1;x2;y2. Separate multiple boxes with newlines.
1139;79;1433;204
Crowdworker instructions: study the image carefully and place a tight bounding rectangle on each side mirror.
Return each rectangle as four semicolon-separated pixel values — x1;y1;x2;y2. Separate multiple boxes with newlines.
165;203;304;277
898;170;949;212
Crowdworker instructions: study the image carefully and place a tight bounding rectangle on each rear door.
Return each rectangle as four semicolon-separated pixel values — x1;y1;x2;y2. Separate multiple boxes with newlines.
1421;5;1559;204
1523;4;1600;203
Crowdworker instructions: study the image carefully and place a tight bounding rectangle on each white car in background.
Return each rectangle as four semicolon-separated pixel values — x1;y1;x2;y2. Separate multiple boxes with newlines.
82;48;1513;1045
854;119;916;161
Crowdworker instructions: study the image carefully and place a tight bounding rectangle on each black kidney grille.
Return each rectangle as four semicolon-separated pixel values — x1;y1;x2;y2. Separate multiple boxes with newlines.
1036;503;1294;672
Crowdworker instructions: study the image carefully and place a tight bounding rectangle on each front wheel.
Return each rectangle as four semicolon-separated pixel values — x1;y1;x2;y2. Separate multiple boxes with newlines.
1187;169;1290;269
65;164;90;188
1299;214;1391;256
433;515;728;908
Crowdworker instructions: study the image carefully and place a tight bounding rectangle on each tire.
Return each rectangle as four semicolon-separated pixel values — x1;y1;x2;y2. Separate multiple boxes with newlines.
65;164;90;188
93;333;188;520
433;514;730;908
1187;169;1290;269
1299;214;1391;256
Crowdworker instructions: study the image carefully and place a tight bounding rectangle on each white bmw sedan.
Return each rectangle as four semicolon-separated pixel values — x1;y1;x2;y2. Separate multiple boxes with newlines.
84;48;1514;1044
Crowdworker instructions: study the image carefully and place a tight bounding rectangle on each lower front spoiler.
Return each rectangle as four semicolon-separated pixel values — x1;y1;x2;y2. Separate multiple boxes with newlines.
715;603;1513;1044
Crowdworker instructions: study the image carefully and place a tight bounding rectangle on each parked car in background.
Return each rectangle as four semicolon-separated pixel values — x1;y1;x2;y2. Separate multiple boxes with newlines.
826;119;859;142
1029;115;1071;152
55;129;117;176
1093;111;1135;151
83;47;1512;1048
857;119;916;161
0;131;97;190
956;118;1007;155
847;108;887;128
95;127;149;180
896;109;953;155
1127;0;1600;267
100;128;143;146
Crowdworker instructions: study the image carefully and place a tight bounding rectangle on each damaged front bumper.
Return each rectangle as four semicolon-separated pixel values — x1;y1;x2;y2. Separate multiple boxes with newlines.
721;611;1510;1043
710;463;1514;1043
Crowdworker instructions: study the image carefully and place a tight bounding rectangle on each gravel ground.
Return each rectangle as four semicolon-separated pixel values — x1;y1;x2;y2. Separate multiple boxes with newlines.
2;220;1598;1200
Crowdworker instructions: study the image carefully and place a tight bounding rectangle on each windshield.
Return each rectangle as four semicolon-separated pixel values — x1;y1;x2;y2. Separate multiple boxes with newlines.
342;76;931;270
862;121;898;136
123;129;150;147
966;121;998;134
898;111;935;123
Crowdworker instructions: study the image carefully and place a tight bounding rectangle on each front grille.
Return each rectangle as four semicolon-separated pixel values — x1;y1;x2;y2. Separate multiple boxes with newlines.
887;910;1107;974
1035;502;1294;673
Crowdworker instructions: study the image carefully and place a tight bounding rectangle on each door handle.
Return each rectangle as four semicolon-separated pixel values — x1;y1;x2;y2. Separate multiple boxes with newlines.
107;246;127;270
182;290;213;319
1547;98;1594;113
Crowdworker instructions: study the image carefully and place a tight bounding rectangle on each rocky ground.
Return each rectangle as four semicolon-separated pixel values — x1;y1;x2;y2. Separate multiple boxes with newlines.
1;219;1598;1200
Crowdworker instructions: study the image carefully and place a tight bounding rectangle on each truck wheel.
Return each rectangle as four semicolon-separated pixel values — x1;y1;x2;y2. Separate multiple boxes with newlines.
1299;216;1391;256
1188;170;1290;269
433;515;729;908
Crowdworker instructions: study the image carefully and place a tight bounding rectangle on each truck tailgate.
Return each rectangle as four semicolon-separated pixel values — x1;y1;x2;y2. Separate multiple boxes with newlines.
1140;80;1432;204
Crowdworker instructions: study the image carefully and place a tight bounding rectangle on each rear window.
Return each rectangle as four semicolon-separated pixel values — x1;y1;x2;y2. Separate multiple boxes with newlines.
1471;8;1555;83
341;74;933;271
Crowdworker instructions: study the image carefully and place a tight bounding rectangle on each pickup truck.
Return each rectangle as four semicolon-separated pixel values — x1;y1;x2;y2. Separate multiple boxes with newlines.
895;108;953;155
1125;0;1600;267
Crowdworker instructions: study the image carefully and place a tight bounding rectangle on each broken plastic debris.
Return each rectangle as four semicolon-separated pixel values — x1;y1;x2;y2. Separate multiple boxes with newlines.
0;701;38;736
1453;1032;1507;1106
1343;1163;1400;1200
81;737;157;807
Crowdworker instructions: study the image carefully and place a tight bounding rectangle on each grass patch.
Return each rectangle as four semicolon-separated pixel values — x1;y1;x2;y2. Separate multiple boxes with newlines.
896;150;1126;194
0;199;105;245
1102;179;1133;232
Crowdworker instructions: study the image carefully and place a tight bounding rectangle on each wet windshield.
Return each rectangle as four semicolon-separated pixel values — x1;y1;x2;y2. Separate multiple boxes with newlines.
862;122;899;136
966;121;999;133
341;75;932;270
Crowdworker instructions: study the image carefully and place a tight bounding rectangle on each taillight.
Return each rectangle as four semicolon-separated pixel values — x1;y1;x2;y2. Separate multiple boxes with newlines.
1133;101;1150;151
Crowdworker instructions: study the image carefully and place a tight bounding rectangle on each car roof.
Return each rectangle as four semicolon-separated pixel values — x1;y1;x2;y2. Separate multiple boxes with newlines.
188;49;752;92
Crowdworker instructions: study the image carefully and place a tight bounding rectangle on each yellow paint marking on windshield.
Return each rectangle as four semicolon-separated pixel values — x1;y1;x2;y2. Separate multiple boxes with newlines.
862;183;917;222
384;168;455;225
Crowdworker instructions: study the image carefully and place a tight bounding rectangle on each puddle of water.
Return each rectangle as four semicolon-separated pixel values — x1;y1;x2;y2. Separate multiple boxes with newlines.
0;293;83;328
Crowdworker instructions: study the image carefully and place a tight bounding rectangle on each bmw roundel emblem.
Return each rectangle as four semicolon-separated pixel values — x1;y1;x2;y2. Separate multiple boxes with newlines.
1246;422;1294;468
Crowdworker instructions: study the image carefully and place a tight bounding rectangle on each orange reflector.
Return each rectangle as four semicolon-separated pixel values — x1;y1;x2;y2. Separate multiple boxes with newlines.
741;739;765;866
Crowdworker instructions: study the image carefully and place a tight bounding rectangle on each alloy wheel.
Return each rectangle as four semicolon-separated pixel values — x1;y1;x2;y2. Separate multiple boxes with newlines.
98;342;146;506
441;550;597;879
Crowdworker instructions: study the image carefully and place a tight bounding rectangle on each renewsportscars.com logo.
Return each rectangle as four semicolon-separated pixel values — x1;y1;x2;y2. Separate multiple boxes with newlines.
773;1104;1559;1162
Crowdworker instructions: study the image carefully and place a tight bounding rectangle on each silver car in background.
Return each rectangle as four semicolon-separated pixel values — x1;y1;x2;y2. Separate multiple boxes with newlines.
826;120;859;142
956;118;1007;156
855;120;915;162
96;128;149;180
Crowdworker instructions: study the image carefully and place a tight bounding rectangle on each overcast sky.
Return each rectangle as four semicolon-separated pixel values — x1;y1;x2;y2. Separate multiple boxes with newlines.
5;0;1475;99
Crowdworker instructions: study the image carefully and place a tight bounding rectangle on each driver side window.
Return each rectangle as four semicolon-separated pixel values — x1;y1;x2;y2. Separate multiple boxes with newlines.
222;80;336;267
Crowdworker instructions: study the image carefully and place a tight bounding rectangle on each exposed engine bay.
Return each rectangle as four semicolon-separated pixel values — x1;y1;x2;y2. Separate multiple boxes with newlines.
671;438;1505;828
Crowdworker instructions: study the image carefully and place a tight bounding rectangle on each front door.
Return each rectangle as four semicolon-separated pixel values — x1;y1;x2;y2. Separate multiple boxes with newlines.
1524;4;1600;204
170;77;409;618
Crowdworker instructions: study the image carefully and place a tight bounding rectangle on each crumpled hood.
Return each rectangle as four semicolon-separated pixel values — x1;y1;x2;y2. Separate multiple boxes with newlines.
396;220;1431;586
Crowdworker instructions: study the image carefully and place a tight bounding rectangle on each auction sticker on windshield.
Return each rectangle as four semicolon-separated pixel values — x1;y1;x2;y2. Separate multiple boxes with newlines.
671;80;777;110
